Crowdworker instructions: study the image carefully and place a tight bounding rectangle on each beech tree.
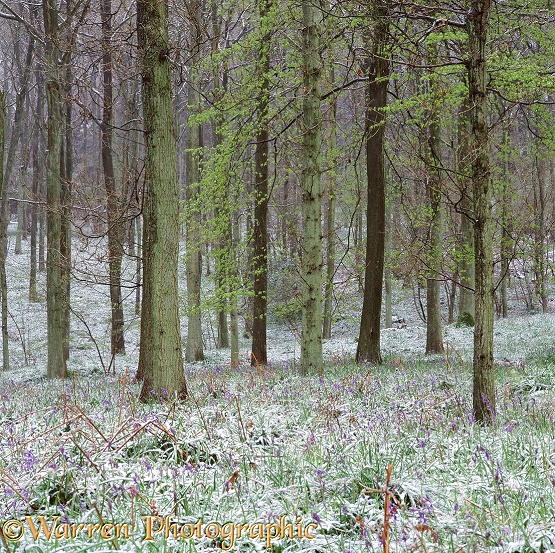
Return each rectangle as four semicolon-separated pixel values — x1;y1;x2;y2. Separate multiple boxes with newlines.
299;0;323;375
43;0;68;378
136;0;186;400
356;2;390;365
467;0;495;423
101;0;125;356
251;0;272;367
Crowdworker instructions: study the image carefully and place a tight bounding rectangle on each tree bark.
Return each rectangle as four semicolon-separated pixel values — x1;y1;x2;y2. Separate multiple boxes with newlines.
323;66;337;340
185;0;204;363
0;92;8;371
468;0;495;424
251;0;272;366
300;0;323;375
30;60;44;303
425;56;444;355
137;0;186;400
101;0;125;355
356;4;389;365
457;100;475;324
44;0;68;378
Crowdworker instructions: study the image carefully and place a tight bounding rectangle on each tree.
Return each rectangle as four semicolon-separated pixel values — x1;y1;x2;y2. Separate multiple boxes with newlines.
136;0;186;400
299;0;323;375
101;0;125;356
251;0;272;367
0;90;7;371
43;0;68;378
457;99;476;324
467;0;495;424
184;0;205;363
425;43;444;355
356;2;389;365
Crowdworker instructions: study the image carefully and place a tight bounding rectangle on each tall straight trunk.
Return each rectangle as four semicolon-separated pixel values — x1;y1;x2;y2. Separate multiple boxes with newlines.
500;130;511;318
323;66;337;340
137;0;186;399
135;215;141;316
211;6;230;351
300;0;323;375
0;92;8;370
230;214;240;367
534;150;548;313
356;5;389;364
61;64;72;363
457;100;475;323
44;0;68;378
29;66;44;302
384;187;392;328
425;53;444;355
15;167;24;254
251;0;271;366
468;0;495;424
185;0;204;362
101;0;125;355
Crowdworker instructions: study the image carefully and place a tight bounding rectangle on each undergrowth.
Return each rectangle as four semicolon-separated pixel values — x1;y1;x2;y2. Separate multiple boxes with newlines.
0;356;554;552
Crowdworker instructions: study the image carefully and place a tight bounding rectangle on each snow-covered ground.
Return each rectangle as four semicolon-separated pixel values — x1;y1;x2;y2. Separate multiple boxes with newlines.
3;222;555;552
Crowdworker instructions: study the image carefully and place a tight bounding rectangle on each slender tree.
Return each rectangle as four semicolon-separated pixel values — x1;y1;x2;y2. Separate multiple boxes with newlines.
185;0;205;363
356;3;389;364
467;0;495;423
0;91;7;371
101;0;125;355
425;46;444;355
44;0;68;378
251;0;272;366
299;0;323;375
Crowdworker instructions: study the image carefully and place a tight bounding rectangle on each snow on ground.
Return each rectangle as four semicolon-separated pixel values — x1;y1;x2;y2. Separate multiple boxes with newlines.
3;222;555;552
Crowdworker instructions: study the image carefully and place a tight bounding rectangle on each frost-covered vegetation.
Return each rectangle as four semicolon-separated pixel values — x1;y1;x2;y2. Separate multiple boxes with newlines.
2;351;555;552
4;227;555;552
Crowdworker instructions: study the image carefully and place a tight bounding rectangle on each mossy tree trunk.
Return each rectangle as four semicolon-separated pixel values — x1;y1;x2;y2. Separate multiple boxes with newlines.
137;0;186;400
300;0;323;375
44;0;68;378
468;0;495;424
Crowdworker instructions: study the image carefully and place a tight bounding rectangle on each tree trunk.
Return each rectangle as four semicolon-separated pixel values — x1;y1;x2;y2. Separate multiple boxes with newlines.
356;5;389;365
534;149;548;313
457;100;475;324
135;215;142;316
323;66;337;340
15;166;24;254
0;92;8;370
137;0;186;400
230;214;240;367
101;0;125;355
44;0;68;378
185;0;204;363
384;190;392;329
251;0;272;366
29;64;44;303
468;0;495;424
61;62;73;363
425;57;444;355
499;129;511;318
299;0;323;375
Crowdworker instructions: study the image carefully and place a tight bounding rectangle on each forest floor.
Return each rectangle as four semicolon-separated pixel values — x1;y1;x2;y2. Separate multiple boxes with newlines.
2;224;555;552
